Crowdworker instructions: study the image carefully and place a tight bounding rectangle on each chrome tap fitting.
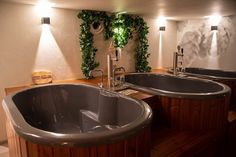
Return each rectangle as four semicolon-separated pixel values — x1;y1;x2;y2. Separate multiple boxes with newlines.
173;45;184;75
113;67;126;87
89;69;104;88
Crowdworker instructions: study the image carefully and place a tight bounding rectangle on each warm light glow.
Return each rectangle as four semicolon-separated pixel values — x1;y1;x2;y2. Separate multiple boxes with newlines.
157;16;167;27
209;15;221;26
157;32;163;68
35;0;54;17
35;25;72;77
207;31;219;68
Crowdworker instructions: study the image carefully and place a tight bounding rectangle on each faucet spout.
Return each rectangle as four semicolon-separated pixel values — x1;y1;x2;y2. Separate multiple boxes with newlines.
173;46;184;76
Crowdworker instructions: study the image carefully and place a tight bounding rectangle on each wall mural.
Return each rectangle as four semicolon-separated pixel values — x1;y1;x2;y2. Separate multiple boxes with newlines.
177;16;236;69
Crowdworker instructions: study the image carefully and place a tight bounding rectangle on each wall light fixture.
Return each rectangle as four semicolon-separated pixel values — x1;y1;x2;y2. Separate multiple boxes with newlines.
41;17;50;24
211;26;218;31
159;26;166;31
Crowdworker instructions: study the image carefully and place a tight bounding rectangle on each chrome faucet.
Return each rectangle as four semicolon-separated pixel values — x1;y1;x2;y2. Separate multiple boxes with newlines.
113;67;126;87
107;49;119;88
173;45;184;75
89;69;104;88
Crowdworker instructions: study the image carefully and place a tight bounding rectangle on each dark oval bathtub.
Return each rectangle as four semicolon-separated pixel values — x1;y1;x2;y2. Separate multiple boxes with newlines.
2;83;152;147
171;67;236;109
184;67;236;80
124;73;230;99
124;73;230;132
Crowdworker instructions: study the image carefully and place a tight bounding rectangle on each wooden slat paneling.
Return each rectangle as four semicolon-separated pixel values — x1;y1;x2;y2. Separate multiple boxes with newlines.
96;145;108;157
154;95;229;132
6;116;150;157
19;138;28;157
71;147;90;157
38;145;53;157
53;147;71;157
124;136;136;157
108;141;124;157
27;143;39;157
216;79;236;110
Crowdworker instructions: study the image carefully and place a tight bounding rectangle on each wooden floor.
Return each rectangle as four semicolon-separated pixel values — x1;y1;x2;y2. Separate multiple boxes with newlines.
149;109;236;157
150;128;222;157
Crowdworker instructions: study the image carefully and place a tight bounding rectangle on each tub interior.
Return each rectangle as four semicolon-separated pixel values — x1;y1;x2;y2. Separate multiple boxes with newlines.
12;85;142;134
185;68;236;78
125;73;224;93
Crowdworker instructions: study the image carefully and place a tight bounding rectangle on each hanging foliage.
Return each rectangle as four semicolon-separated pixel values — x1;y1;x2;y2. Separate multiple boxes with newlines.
134;17;151;72
77;11;112;78
77;10;151;78
111;14;134;48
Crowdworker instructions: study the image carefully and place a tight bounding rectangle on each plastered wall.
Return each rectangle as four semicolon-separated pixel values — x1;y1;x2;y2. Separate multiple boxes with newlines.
145;18;177;68
0;2;82;141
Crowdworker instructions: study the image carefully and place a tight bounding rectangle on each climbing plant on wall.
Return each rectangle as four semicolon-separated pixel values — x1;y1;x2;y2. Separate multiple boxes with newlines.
77;10;151;78
111;14;134;48
134;17;151;72
77;10;112;78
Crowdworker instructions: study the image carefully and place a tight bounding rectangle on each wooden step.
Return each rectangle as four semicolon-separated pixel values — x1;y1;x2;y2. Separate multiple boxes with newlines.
151;128;222;157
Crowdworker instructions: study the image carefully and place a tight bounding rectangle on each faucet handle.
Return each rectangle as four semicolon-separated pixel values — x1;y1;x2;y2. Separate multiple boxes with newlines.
177;45;181;51
113;67;126;87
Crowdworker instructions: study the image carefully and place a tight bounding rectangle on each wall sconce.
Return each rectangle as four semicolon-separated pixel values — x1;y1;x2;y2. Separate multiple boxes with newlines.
41;17;50;24
211;26;218;31
159;26;166;31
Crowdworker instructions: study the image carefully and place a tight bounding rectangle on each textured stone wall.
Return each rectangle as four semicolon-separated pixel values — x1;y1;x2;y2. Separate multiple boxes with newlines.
177;16;236;70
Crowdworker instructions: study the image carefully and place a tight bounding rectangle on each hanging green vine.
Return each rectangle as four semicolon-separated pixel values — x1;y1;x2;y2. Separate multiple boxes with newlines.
111;14;134;48
134;17;151;72
77;10;151;78
77;10;111;78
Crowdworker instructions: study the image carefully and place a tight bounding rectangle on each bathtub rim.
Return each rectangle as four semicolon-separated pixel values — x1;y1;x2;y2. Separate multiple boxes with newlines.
168;67;236;80
124;73;231;99
2;83;152;147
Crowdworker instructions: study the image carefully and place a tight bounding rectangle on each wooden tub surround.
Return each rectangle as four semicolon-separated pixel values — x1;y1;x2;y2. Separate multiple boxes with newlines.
128;90;229;156
6;118;150;157
170;67;236;148
4;71;231;157
124;72;230;156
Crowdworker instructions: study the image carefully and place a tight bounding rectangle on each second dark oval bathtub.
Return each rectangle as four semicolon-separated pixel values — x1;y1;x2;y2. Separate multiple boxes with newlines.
170;67;236;109
124;73;230;133
184;67;236;80
124;73;230;99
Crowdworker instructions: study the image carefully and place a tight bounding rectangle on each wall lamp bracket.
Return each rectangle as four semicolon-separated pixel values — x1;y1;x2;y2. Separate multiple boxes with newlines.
159;26;166;31
211;26;218;31
41;17;50;24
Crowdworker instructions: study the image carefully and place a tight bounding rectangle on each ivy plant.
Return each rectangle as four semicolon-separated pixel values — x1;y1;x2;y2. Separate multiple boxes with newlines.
77;11;111;78
111;14;134;48
134;17;151;72
77;10;151;78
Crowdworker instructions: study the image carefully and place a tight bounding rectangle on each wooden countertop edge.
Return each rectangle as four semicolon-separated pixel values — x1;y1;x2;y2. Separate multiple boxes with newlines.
4;68;168;99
